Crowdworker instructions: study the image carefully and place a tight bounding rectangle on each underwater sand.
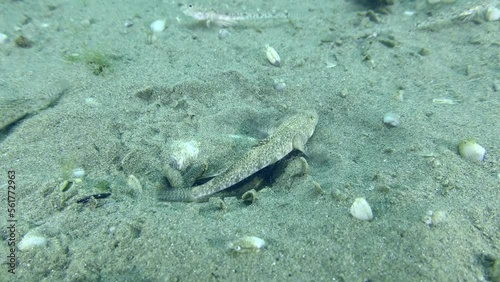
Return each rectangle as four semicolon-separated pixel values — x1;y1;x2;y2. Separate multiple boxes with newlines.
0;0;499;281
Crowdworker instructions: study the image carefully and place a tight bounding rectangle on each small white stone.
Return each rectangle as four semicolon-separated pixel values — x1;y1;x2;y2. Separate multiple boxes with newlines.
383;112;400;127
18;233;47;252
350;197;373;221
0;32;8;44
150;19;167;32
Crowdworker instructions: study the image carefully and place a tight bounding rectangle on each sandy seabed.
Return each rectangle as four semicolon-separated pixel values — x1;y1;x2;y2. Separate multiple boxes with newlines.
0;0;499;281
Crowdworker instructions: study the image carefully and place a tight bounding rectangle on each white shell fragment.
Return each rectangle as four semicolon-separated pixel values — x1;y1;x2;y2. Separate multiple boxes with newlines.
485;6;500;21
265;44;281;67
383;112;400;127
72;167;85;179
350;197;373;221
423;210;447;227
168;140;200;171
0;32;8;44
124;20;133;27
127;174;143;194
432;98;458;104
274;81;286;91
150;19;167;32
18;232;47;252
218;29;230;40
228;236;265;253
458;139;486;162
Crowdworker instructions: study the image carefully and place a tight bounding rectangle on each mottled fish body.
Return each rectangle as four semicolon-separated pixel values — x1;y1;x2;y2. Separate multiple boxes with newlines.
160;111;318;202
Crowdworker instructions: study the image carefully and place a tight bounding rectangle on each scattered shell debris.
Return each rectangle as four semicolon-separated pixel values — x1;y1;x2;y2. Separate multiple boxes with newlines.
416;4;499;30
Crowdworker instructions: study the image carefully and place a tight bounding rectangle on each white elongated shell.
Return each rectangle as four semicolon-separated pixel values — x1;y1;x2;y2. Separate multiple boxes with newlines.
265;44;281;67
228;236;265;252
350;197;373;221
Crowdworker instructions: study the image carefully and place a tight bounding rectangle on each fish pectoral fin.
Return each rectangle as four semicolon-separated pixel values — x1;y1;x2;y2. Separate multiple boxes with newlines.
292;133;307;152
